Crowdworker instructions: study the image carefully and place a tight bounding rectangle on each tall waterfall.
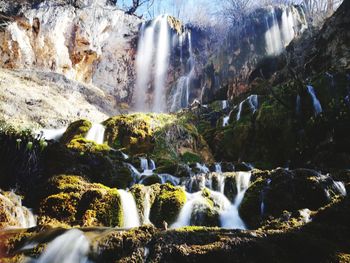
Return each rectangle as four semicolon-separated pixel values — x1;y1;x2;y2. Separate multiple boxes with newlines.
119;190;141;228
265;6;307;56
134;15;170;112
170;30;195;112
85;123;105;144
36;229;90;263
307;85;323;115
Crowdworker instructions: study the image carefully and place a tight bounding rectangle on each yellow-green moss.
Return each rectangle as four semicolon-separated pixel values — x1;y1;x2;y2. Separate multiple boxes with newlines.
60;119;92;144
150;184;186;227
66;138;110;153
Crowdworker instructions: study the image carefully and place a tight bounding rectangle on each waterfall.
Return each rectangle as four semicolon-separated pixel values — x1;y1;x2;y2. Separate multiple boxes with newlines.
0;191;36;229
125;163;141;182
265;6;305;56
333;181;347;196
265;9;283;56
237;95;259;121
306;85;323;115
170;30;195;112
222;100;228;110
222;115;230;127
158;174;181;185
220;172;251;229
119;189;141;228
171;192;207;228
85;123;105;144
36;127;66;141
134;21;156;111
196;163;210;174
134;15;170;112
215;163;222;173
36;229;89;263
140;157;155;176
153;15;170;112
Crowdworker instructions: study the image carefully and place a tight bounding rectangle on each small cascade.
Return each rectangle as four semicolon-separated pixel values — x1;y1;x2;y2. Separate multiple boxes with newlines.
215;163;222;173
237;95;259;121
0;191;36;229
196;163;210;174
222;100;228;110
143;188;152;224
260;178;271;216
220;172;251;229
121;152;129;160
125;163;141;182
119;189;141;228
36;127;66;141
140;157;155;176
222;116;230;127
171;192;207;228
85;123;105;144
306;85;323;115
36;229;89;263
170;30;195;112
158;174;181;185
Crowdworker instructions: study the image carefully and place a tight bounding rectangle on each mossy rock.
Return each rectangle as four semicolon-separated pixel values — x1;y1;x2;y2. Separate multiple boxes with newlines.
60;119;92;145
66;138;110;153
140;175;162;186
223;173;238;201
150;184;186;227
38;175;123;227
239;168;340;229
181;151;202;164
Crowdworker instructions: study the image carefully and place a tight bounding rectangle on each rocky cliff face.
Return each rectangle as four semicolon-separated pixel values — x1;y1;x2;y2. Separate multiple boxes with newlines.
0;0;141;103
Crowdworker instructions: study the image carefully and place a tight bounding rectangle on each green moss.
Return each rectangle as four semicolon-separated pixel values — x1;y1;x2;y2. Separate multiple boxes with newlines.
66;138;110;153
150;184;186;227
38;175;123;227
60;119;92;144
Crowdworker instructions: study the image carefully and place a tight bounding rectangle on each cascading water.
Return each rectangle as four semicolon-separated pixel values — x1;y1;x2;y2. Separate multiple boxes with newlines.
140;157;155;176
170;30;195;112
35;229;89;263
265;8;283;56
0;191;36;229
153;16;170;112
220;172;251;229
85;123;105;144
119;189;141;228
134;15;170;112
306;85;323;115
222;100;228;110
237;95;259;121
265;6;307;56
222;115;230;127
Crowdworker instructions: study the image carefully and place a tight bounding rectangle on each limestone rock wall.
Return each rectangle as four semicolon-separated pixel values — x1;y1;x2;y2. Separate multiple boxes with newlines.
0;0;141;102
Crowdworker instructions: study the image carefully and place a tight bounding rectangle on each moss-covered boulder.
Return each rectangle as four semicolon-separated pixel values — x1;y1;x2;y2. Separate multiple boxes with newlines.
60;120;92;145
240;168;346;229
150;184;186;227
38;175;123;227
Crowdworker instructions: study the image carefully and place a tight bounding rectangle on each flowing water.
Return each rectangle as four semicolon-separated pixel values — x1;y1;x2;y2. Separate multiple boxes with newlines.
36;127;66;141
85;123;105;144
237;95;259;121
307;85;323;115
0;191;36;229
35;229;90;263
119;189;141;228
